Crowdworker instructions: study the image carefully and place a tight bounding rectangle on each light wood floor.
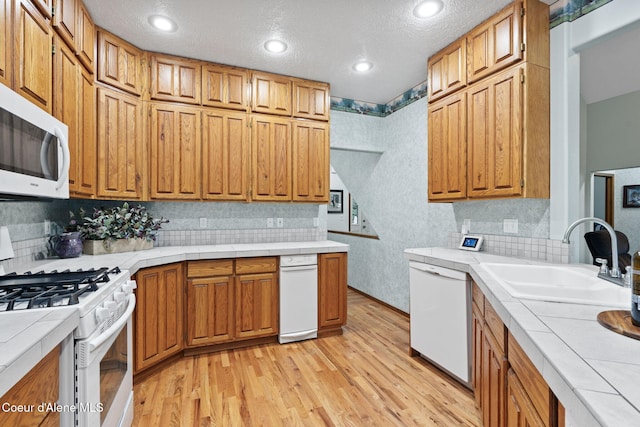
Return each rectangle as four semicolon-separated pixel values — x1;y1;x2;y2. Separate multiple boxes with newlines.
132;290;481;426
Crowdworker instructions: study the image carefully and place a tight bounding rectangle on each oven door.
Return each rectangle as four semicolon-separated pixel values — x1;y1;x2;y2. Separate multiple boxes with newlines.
75;294;135;427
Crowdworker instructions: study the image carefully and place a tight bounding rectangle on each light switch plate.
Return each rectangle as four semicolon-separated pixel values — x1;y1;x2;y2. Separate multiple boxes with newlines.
267;218;274;228
503;219;518;234
199;218;207;228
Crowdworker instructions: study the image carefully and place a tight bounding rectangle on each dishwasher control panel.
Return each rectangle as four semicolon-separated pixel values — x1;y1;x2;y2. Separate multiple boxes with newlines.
280;254;318;267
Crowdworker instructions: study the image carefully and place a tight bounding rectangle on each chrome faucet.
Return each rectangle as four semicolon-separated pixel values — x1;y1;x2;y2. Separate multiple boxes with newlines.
562;217;624;286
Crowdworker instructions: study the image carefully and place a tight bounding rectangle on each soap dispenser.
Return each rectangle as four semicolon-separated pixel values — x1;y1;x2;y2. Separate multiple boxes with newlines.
632;250;640;326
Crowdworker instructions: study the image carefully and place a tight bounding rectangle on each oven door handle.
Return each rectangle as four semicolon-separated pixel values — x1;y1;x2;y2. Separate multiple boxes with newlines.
89;294;136;352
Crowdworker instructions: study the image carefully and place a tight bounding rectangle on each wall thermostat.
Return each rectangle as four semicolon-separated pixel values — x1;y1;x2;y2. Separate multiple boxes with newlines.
459;235;484;251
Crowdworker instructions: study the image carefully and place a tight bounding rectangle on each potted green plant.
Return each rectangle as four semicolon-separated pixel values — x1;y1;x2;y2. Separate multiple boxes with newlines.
70;202;169;255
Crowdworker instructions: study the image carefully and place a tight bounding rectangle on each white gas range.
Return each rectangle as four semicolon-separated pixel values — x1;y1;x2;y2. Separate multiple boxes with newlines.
0;265;136;427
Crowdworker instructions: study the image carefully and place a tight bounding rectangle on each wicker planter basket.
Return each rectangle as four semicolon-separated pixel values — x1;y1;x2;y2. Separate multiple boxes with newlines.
83;238;153;255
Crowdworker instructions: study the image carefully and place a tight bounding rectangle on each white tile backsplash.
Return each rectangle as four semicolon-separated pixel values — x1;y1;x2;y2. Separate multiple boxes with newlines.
450;232;569;263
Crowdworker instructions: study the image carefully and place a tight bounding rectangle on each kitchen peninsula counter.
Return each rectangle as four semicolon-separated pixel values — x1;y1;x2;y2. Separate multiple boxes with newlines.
405;247;640;427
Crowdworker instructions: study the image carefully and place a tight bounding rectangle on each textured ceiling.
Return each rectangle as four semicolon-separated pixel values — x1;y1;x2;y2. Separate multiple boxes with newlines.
82;0;531;105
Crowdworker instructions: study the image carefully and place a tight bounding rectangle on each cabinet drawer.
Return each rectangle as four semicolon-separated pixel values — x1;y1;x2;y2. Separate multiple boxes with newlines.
508;332;551;426
484;300;505;353
235;257;277;274
187;260;234;278
472;281;484;314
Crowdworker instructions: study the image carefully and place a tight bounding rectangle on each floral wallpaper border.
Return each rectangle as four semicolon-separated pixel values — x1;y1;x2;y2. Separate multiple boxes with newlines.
331;0;615;117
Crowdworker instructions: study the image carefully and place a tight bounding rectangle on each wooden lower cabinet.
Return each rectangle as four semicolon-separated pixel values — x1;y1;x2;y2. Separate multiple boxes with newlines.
318;252;348;334
0;346;59;426
507;368;546;427
134;263;184;374
235;272;278;339
472;280;562;427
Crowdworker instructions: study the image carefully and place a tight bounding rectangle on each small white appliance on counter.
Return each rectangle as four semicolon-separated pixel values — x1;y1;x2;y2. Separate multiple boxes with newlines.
279;254;318;343
409;260;471;387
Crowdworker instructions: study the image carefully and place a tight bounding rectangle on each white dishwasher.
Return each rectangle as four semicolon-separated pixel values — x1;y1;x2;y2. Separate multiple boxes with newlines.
279;254;318;343
409;261;471;386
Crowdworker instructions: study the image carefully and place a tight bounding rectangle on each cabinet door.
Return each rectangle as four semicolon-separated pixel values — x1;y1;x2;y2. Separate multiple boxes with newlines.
318;252;347;332
97;29;143;95
51;0;75;49
251;71;292;116
467;66;523;199
202;63;248;110
234;272;278;340
14;0;53;112
482;328;507;427
75;65;96;196
292;120;329;202
150;54;201;104
471;301;483;408
506;369;546;427
427;37;466;102
75;0;94;71
134;263;184;373
467;2;522;84
251;114;292;201
53;35;95;197
53;36;79;191
293;79;330;121
427;91;467;201
29;0;50;18
96;86;144;199
187;276;234;346
202;109;250;201
0;0;9;86
150;103;201;199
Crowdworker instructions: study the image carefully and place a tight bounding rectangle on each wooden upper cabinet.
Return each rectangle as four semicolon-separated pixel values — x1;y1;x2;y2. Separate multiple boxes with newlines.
150;53;201;104
150;103;201;199
467;65;523;199
202;109;250;201
202;63;248;110
251;71;292;116
75;65;96;196
29;0;50;18
134;263;184;374
293;79;330;121
467;1;522;84
251;114;292;201
97;29;143;96
96;86;144;199
428;92;467;201
1;0;11;88
75;0;94;72
318;252;347;333
428;37;466;102
51;0;76;49
292;120;329;202
14;0;53;112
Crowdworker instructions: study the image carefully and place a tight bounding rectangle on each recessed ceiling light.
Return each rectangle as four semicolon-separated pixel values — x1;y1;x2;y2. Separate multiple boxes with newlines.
353;61;373;73
148;15;177;32
264;39;288;53
413;0;444;18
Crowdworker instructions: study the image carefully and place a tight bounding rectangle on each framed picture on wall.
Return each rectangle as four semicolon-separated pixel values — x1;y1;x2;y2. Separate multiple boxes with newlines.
623;185;640;207
328;190;343;214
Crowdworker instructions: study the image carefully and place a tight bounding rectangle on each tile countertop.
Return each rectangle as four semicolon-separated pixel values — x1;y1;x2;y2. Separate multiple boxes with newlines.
0;240;349;398
405;247;640;427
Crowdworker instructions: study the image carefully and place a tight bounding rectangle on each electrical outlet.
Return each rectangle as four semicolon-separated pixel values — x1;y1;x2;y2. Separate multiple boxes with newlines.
267;218;274;228
276;218;284;228
462;219;471;234
313;217;319;227
503;219;518;234
199;218;207;228
44;220;51;236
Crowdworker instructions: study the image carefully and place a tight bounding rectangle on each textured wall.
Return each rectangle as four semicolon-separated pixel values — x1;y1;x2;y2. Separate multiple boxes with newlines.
330;97;551;312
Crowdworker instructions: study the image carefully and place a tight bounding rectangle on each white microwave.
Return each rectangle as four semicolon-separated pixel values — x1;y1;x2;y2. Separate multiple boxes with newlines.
0;83;69;199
